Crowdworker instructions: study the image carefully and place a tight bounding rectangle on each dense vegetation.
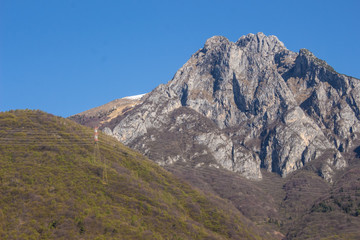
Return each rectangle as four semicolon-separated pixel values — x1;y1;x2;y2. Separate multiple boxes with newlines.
0;110;275;240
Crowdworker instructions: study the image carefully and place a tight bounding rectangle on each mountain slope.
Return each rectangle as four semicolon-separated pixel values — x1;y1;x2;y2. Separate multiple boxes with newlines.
70;94;146;128
98;32;359;182
0;110;277;240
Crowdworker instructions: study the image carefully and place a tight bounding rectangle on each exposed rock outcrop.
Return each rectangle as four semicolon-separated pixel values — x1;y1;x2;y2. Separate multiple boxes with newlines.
85;33;359;182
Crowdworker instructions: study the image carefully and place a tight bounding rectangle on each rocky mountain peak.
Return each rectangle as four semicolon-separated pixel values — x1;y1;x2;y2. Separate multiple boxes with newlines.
296;48;336;74
236;32;285;54
299;48;314;57
76;33;359;183
203;35;231;50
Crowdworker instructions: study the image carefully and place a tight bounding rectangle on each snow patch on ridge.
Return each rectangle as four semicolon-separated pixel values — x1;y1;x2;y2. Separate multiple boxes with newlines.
122;94;146;100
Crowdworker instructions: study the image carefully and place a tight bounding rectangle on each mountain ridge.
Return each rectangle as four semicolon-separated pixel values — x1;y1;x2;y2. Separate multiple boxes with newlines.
91;32;359;181
69;32;360;239
70;94;146;128
71;32;360;182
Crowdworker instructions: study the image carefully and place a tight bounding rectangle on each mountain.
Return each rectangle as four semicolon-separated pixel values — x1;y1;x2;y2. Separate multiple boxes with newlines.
70;33;360;239
0;110;278;240
76;32;359;182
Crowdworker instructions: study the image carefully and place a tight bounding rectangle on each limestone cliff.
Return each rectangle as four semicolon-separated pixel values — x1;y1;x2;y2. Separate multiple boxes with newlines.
90;33;359;181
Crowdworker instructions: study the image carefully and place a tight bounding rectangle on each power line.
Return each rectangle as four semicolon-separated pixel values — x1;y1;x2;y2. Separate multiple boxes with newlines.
93;127;108;184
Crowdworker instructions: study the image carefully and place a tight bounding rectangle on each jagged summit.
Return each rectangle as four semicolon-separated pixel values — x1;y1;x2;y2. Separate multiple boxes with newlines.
202;32;286;57
73;33;360;183
236;32;285;52
297;48;336;73
204;35;230;46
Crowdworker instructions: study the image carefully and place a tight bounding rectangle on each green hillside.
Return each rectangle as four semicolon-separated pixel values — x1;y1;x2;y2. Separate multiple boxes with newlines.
0;110;276;240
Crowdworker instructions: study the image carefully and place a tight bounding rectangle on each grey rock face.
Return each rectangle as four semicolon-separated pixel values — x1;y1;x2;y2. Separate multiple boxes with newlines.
103;32;359;181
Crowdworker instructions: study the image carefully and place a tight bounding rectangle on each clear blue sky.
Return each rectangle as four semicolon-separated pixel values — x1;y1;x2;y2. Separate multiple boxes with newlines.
1;0;359;117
